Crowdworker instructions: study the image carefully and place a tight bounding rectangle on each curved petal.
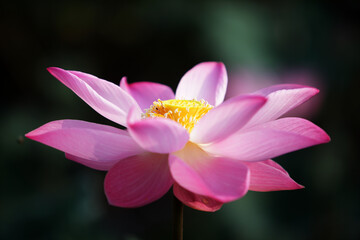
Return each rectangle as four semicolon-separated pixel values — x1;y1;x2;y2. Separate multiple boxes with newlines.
173;183;223;212
127;107;189;154
120;77;175;111
104;153;173;208
190;95;267;144
175;62;228;106
48;67;141;126
64;153;116;171
243;159;304;191
244;84;319;128
25;120;144;170
169;143;250;202
203;117;330;162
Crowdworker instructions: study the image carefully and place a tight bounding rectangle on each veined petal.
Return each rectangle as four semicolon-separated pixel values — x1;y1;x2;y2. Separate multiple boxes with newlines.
173;183;223;212
245;84;319;128
175;62;228;106
243;159;303;191
48;67;141;126
104;153;173;208
203;117;330;162
127;107;189;154
120;77;175;111
25;120;143;170
190;95;267;144
169;143;250;202
64;153;118;171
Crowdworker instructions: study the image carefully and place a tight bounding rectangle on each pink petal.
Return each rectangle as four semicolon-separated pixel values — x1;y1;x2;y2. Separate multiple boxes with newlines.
190;95;267;144
25;120;144;170
48;67;141;126
243;159;304;191
173;183;223;212
169;143;250;202
120;77;175;110
104;153;173;208
175;62;228;106
203;117;330;162
64;153;115;171
127;107;189;154
245;84;319;128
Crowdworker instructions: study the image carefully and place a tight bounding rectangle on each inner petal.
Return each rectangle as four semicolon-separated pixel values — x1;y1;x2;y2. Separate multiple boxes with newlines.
143;99;213;132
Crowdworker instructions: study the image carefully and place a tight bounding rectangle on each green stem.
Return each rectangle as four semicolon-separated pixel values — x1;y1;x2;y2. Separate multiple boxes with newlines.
173;195;184;240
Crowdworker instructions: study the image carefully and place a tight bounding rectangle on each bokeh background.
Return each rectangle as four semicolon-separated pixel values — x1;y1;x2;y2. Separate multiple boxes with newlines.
1;0;359;239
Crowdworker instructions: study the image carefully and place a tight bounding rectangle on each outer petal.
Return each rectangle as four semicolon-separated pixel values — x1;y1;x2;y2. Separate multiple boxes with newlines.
173;183;223;212
169;143;250;202
244;84;319;128
243;159;304;191
175;62;228;106
190;95;267;144
48;67;141;126
25;120;144;170
65;153;118;171
104;153;173;208
203;117;330;162
120;77;175;110
127;107;189;154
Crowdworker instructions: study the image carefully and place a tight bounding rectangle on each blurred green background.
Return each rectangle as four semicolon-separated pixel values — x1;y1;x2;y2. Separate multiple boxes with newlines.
1;0;359;239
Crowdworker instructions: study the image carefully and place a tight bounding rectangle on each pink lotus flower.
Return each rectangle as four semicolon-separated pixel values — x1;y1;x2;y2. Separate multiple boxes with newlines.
26;62;330;212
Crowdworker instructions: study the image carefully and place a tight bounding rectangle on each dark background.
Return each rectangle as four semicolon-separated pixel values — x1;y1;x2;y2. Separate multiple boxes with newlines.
1;1;359;239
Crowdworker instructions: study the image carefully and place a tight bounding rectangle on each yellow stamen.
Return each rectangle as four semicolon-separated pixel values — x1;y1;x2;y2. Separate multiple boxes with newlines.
143;99;213;132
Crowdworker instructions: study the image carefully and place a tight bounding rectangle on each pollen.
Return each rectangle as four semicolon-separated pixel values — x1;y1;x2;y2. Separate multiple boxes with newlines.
143;99;213;132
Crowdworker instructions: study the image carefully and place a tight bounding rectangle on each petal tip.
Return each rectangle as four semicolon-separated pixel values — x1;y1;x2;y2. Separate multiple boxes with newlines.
47;66;61;74
214;61;226;72
316;127;331;144
297;184;305;189
25;126;45;140
47;67;69;79
194;61;227;76
298;85;320;96
313;87;320;94
119;76;128;86
24;131;34;139
46;66;54;72
291;181;305;190
306;86;320;97
323;133;331;143
195;61;227;76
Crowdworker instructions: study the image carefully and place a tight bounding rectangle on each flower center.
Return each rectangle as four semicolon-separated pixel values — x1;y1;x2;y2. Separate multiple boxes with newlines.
143;99;213;132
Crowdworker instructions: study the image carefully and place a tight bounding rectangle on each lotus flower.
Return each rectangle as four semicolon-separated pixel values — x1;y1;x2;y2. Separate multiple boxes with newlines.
26;62;330;212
